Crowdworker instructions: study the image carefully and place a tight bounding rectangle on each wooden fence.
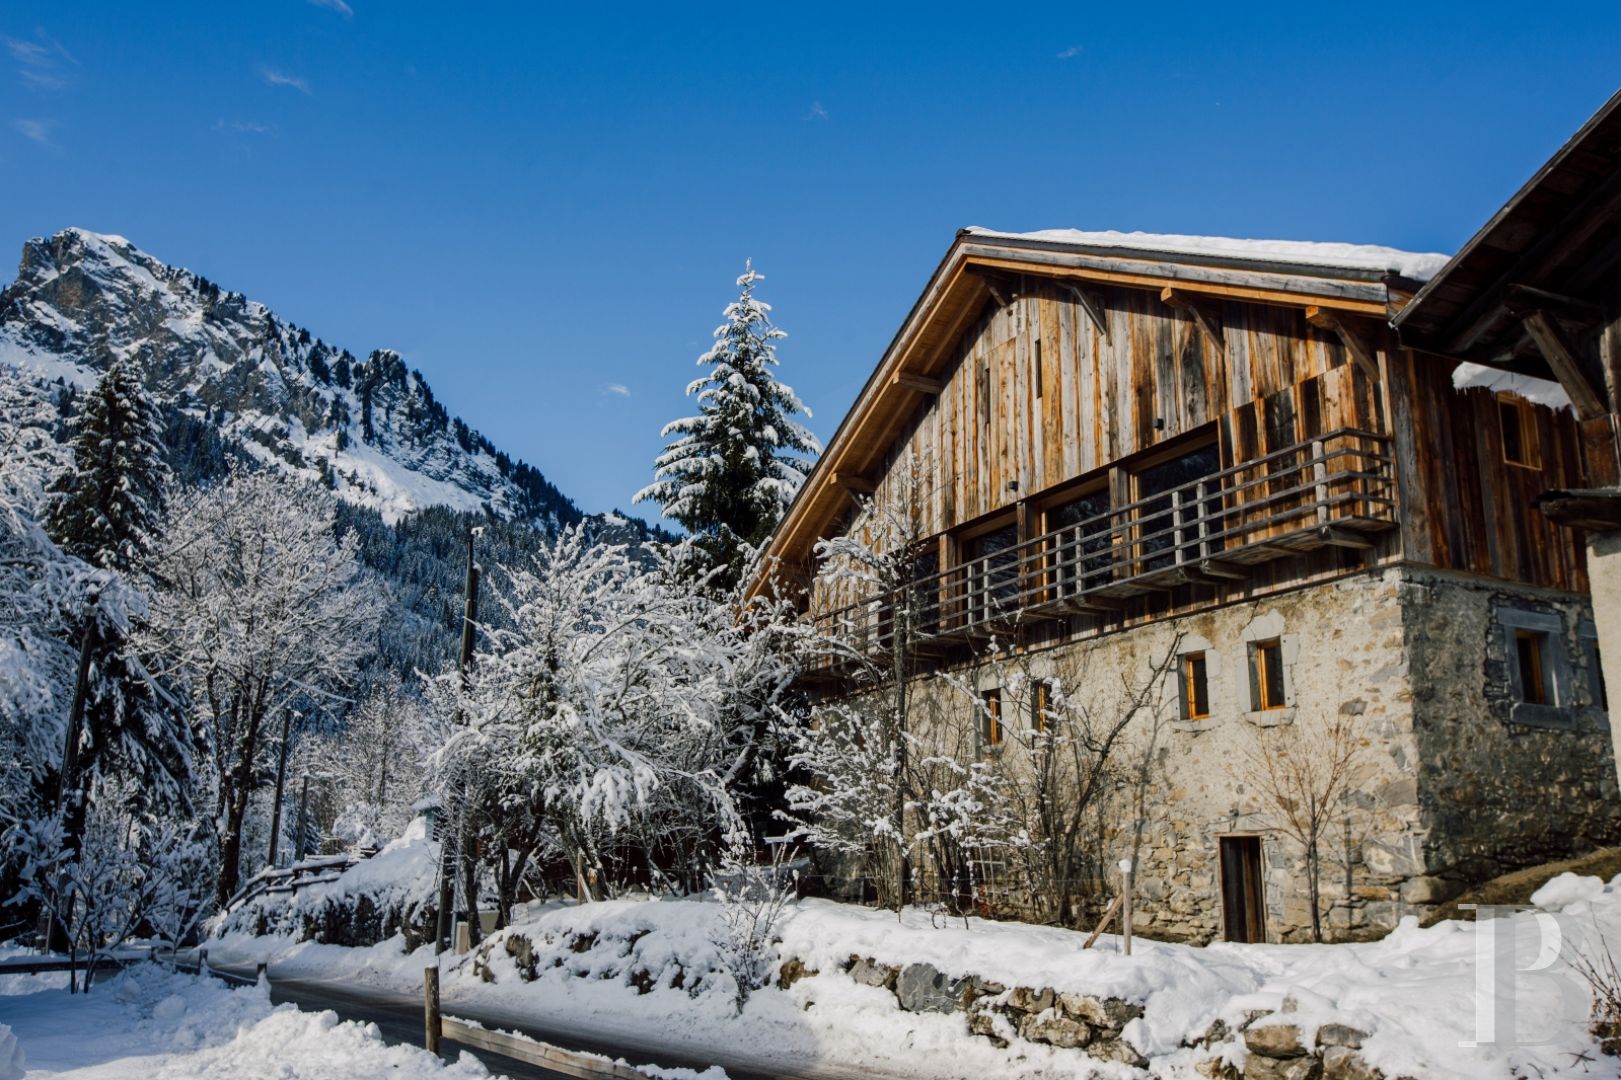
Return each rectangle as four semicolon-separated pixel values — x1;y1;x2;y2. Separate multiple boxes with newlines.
423;967;655;1079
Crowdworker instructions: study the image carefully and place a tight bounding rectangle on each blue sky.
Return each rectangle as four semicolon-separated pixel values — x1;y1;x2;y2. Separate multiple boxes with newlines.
3;3;1618;524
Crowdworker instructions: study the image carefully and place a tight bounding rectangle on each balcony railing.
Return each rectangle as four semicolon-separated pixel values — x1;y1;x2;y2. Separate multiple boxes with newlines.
812;428;1397;659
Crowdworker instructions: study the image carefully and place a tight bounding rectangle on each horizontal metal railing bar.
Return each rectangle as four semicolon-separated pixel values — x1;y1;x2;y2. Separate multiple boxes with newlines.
810;429;1397;653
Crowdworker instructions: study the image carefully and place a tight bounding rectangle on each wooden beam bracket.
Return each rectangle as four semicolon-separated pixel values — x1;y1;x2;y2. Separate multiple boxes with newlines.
1161;287;1225;355
892;371;944;395
1519;309;1608;421
1065;284;1111;343
1305;305;1381;381
832;471;876;497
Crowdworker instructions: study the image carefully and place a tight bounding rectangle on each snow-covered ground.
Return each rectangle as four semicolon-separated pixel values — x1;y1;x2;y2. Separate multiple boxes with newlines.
0;964;493;1079
202;864;1621;1080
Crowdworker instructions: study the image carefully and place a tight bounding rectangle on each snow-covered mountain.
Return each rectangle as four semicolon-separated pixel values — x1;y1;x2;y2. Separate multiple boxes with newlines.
0;227;581;528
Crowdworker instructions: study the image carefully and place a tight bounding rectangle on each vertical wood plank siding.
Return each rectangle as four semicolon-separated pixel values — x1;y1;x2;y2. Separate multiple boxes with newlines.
811;280;1587;620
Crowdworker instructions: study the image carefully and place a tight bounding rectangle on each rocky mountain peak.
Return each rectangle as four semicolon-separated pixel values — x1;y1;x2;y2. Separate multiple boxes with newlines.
0;228;583;528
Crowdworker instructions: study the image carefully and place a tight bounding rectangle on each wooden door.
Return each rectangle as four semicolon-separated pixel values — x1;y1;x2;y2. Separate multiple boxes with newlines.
1219;836;1266;943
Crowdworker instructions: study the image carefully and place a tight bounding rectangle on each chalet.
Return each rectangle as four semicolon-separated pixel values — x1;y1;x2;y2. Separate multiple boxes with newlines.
758;100;1621;944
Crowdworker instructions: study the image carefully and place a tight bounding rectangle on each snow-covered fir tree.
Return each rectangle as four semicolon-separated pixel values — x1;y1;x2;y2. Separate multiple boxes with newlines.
43;361;168;574
635;262;820;582
39;361;188;826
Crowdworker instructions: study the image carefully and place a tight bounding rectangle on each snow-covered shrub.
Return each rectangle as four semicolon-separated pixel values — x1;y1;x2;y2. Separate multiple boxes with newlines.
215;819;438;949
713;838;799;1010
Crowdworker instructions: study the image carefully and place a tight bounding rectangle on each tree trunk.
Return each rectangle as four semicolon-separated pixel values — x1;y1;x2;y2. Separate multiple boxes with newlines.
216;707;263;909
459;823;481;947
1306;836;1322;943
266;709;295;868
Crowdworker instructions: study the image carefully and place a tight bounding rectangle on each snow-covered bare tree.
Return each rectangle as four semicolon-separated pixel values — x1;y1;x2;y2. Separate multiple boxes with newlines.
145;465;384;907
422;526;804;924
310;683;429;852
635;262;819;584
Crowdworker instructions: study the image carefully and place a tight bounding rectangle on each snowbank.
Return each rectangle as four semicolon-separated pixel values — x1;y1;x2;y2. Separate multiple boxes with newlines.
215;818;437;948
0;963;490;1078
963;226;1452;281
212;869;1621;1079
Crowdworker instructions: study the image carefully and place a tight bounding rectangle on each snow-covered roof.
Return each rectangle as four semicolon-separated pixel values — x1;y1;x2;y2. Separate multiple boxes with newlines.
963;227;1451;282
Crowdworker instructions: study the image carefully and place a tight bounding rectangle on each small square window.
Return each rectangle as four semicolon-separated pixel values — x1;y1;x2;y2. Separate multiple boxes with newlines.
1180;652;1211;720
1515;629;1552;706
1250;639;1286;711
981;689;1004;749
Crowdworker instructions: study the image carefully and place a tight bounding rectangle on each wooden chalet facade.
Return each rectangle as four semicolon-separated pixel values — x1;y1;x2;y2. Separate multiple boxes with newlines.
759;186;1621;941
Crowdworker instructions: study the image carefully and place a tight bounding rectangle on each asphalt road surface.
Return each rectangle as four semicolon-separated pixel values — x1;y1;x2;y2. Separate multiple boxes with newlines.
202;960;780;1080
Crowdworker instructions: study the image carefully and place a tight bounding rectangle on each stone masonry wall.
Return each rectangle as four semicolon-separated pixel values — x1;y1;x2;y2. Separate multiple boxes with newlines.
1403;567;1621;891
893;564;1621;944
900;567;1427;944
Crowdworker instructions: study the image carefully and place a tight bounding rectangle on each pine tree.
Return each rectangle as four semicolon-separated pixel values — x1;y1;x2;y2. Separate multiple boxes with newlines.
42;363;189;858
43;361;168;574
635;262;819;581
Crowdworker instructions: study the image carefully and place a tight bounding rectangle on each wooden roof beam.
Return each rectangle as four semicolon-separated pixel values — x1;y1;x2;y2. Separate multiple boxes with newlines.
1518;309;1608;421
892;371;944;395
1160;287;1225;355
1065;284;1111;343
832;471;877;497
1305;305;1381;381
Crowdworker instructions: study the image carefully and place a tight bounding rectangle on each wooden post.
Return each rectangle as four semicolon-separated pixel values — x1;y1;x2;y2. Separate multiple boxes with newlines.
423;966;442;1055
1119;859;1134;957
1311;439;1329;526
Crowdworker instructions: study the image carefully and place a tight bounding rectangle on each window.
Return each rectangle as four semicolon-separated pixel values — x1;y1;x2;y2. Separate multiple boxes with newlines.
1135;441;1223;572
1250;638;1286;711
1514;629;1551;706
980;689;1004;749
1180;651;1211;720
911;548;941;636
1034;340;1044;399
1045;489;1112;595
964;522;1021;623
1031;679;1054;735
1499;395;1539;468
1496;607;1571;726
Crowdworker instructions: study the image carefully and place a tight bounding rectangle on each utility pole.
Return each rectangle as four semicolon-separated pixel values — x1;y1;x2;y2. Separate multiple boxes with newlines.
266;709;300;868
437;526;481;954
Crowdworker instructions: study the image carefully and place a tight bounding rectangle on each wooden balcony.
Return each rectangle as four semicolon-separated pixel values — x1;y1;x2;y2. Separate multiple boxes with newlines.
811;429;1397;661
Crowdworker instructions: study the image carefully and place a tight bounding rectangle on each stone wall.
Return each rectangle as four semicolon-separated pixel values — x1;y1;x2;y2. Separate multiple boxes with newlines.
1403;567;1621;891
896;567;1426;944
887;563;1620;944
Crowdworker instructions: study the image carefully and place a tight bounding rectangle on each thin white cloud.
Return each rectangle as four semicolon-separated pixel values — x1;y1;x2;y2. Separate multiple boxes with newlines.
308;0;355;15
215;119;275;135
806;100;830;121
6;28;77;90
601;383;631;398
260;67;312;95
1056;45;1082;59
14;118;53;144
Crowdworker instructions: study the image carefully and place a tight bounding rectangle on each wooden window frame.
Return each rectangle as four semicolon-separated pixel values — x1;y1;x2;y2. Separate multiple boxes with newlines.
980;688;1004;751
1180;651;1211;721
1497;393;1541;470
1515;629;1549;706
1129;427;1225;574
1250;638;1287;712
1031;679;1053;736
